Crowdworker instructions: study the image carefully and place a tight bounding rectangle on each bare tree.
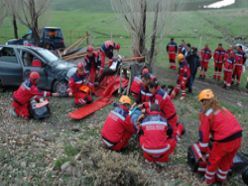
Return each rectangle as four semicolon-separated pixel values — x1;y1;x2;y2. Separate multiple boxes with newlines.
0;0;6;26
17;0;50;45
3;0;19;38
111;0;174;66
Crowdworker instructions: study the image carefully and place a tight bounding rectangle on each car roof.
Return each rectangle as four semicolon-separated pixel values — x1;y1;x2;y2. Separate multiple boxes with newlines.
0;45;45;52
43;27;62;30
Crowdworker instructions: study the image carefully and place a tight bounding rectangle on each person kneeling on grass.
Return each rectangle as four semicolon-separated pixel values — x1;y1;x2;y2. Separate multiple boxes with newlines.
101;95;136;151
11;71;59;119
68;62;93;106
138;104;176;163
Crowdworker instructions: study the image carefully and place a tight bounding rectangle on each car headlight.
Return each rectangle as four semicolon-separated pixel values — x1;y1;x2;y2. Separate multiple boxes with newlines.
66;67;77;80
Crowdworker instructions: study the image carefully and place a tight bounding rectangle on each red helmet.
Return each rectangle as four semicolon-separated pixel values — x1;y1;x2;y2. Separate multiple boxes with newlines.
87;45;94;53
29;71;40;81
77;62;84;70
115;43;120;50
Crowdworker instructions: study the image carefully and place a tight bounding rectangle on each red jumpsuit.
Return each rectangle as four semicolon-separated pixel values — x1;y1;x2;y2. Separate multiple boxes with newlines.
130;76;143;99
213;48;226;80
199;108;242;184
170;60;191;99
99;40;116;74
136;85;153;104
143;88;181;139
139;110;176;162
69;72;92;105
223;56;235;87
101;104;135;151
166;41;178;70
200;47;212;78
84;51;101;83
12;79;51;119
233;49;246;85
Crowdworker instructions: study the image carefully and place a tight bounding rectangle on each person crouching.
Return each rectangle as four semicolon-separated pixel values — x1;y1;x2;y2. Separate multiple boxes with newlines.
11;71;59;119
68;63;93;106
101;95;135;151
138;104;176;163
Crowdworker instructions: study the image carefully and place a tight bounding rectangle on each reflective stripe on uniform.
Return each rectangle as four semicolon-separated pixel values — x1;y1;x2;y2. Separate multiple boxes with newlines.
142;121;168;127
44;91;47;97
205;174;214;180
198;167;206;172
22;83;31;90
102;138;114;147
142;144;170;154
216;173;227;180
206;170;215;176
75;80;83;84
111;111;125;121
141;90;152;97
205;108;213;116
199;142;208;148
163;92;168;100
218;169;228;174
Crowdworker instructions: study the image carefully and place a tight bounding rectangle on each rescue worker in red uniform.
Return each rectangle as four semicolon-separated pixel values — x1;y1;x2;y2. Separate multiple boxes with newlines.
197;89;242;184
132;73;153;108
101;95;135;151
199;44;212;79
233;45;247;86
130;66;151;99
68;63;93;105
84;45;101;84
213;43;226;80
170;53;191;100
147;81;185;140
11;72;58;119
138;104;176;163
166;38;178;70
99;40;120;74
223;48;235;89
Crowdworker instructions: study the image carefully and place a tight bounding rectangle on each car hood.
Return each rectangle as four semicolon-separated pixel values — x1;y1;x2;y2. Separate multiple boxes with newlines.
53;60;75;70
46;60;76;81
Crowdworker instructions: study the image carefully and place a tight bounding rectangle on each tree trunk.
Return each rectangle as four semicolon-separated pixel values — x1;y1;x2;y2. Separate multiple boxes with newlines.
148;2;159;66
139;0;146;56
12;14;18;39
32;19;40;46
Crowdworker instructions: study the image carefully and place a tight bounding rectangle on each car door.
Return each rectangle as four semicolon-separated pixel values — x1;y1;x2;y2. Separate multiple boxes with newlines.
0;46;23;86
19;49;49;90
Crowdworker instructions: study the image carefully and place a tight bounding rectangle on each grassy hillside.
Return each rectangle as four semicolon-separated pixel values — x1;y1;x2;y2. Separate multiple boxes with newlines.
51;0;111;11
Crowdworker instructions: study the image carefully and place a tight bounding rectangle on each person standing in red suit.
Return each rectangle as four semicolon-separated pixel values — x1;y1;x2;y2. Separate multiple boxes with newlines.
84;45;101;84
199;44;212;79
233;45;247;86
138;104;176;163
223;48;235;89
99;40;120;74
213;43;226;80
166;38;178;70
170;53;191;100
197;89;242;184
101;95;135;151
68;63;93;105
11;72;59;119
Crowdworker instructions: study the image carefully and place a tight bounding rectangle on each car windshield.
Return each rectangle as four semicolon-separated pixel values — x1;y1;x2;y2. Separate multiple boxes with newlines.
44;28;63;39
37;48;59;62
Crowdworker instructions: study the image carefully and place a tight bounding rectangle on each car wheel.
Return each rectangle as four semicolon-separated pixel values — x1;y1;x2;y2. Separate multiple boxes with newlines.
52;80;68;96
242;166;248;185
